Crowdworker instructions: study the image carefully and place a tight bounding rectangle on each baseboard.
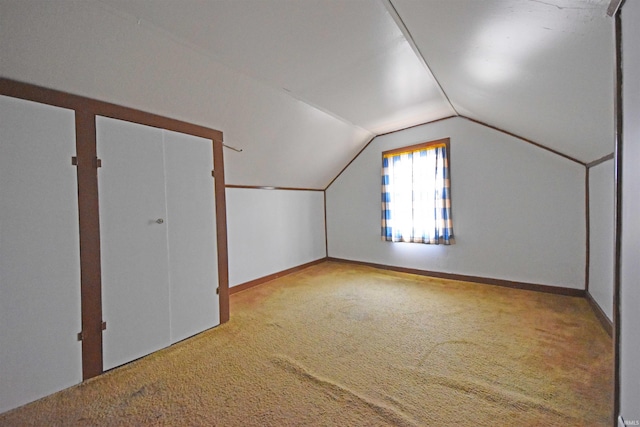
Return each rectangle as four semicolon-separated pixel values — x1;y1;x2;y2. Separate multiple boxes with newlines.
230;256;591;300
326;257;586;297
229;257;327;295
584;291;613;337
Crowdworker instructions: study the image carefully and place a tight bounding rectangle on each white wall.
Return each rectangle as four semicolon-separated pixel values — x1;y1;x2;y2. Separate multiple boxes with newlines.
588;159;614;321
620;0;640;422
327;117;586;289
226;188;326;287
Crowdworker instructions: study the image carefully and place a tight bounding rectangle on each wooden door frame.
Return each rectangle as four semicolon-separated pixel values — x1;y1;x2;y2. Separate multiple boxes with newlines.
0;78;229;380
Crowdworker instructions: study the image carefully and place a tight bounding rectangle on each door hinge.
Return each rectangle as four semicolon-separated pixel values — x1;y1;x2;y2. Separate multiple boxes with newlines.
211;170;215;177
216;287;220;295
77;321;106;341
72;157;101;167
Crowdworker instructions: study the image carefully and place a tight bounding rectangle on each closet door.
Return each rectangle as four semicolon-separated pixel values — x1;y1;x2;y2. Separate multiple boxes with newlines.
0;95;82;413
164;130;219;343
97;116;171;371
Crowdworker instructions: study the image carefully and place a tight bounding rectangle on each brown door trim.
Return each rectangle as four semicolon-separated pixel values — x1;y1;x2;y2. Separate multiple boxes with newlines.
214;140;230;323
74;110;103;379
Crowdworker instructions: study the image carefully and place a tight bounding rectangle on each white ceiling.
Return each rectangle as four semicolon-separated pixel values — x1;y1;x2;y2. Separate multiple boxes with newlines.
99;0;456;136
392;0;615;164
1;0;614;188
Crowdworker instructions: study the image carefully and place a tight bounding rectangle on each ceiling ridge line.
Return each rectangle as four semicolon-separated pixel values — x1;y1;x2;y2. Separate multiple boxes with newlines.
460;116;586;166
381;0;459;117
278;89;375;136
324;115;458;191
375;115;458;138
324;114;590;194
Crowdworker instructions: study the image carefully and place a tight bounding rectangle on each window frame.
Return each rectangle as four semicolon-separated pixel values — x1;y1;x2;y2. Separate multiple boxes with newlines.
382;137;451;159
381;137;454;245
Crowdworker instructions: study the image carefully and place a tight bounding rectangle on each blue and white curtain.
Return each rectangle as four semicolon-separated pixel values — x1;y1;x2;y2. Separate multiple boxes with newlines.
381;144;454;244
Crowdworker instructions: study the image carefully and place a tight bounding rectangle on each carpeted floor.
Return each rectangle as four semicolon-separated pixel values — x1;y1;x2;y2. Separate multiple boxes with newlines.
0;261;613;426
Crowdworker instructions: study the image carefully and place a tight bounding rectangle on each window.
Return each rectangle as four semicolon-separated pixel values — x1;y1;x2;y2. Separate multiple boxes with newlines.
381;138;454;244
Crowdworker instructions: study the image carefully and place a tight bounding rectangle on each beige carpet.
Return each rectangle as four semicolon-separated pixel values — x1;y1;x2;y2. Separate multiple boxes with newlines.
0;261;613;426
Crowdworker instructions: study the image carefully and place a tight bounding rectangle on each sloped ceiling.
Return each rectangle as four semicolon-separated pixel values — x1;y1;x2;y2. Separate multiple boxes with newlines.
391;0;614;164
1;0;614;188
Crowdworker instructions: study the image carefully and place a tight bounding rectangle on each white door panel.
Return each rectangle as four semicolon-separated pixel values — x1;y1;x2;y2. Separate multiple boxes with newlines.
0;95;82;413
97;116;171;371
163;130;219;343
97;117;219;370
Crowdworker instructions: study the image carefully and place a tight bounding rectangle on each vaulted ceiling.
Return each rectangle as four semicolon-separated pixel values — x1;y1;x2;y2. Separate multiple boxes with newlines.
1;0;615;188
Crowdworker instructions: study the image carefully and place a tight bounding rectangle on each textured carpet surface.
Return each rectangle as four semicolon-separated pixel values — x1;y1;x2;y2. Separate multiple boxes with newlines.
0;261;613;426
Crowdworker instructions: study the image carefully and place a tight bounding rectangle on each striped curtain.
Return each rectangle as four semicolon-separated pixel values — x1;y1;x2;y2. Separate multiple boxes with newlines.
381;144;454;244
